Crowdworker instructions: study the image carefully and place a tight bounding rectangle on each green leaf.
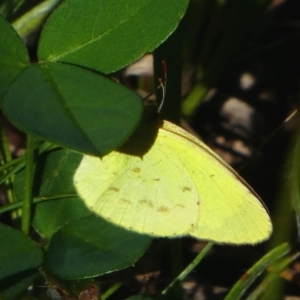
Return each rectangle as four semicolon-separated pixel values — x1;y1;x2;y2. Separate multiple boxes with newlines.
14;149;91;240
46;215;152;279
0;223;44;299
32;149;82;196
38;0;189;73
32;150;91;239
224;243;290;300
0;14;29;99
248;255;295;300
2;62;143;155
34;197;91;241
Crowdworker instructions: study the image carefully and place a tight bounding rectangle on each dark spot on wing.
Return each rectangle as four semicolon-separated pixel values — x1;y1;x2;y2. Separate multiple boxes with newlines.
121;198;131;204
157;206;169;213
153;178;160;181
175;204;184;209
108;187;119;192
132;167;141;173
139;199;154;207
182;187;192;192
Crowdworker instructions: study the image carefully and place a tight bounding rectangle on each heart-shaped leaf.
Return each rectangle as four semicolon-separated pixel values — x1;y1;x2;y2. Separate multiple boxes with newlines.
0;15;29;99
14;149;91;240
46;215;152;279
38;0;189;73
2;62;143;155
0;223;43;299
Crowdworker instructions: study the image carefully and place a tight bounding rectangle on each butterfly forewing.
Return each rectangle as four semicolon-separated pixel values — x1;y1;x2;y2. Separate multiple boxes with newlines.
74;145;200;237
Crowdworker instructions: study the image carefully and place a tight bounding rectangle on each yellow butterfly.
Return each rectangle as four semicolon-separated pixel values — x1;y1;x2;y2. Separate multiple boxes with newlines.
73;107;272;245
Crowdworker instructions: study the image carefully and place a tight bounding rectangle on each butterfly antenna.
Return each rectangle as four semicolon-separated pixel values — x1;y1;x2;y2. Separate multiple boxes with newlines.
157;60;167;113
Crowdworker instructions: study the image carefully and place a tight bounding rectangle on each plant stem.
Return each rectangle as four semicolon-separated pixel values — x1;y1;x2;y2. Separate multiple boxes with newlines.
162;242;214;296
170;239;183;279
0;154;23;174
21;134;35;235
12;0;61;39
0;141;56;185
0;193;77;215
101;282;123;300
12;0;26;14
225;243;290;300
252;253;298;300
0;126;15;205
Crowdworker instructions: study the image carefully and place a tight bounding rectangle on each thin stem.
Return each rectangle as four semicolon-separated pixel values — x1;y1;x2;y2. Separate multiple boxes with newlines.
225;243;290;300
0;155;24;173
21;134;35;235
162;242;214;295
0;141;56;185
0;126;15;204
0;193;77;215
13;0;26;14
101;282;123;300
252;253;298;300
0;126;20;220
170;239;183;279
12;0;61;39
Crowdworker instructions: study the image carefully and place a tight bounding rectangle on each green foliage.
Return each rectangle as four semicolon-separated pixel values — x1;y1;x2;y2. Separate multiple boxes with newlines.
0;0;190;298
46;215;151;279
14;149;90;239
0;0;298;299
0;15;29;97
0;223;43;299
38;0;188;73
3;63;143;155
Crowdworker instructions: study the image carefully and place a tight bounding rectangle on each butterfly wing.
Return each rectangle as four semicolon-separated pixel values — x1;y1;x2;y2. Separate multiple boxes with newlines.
74;141;200;237
161;121;272;244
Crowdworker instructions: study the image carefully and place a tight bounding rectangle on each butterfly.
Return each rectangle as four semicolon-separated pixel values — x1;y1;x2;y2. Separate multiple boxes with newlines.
73;104;272;244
